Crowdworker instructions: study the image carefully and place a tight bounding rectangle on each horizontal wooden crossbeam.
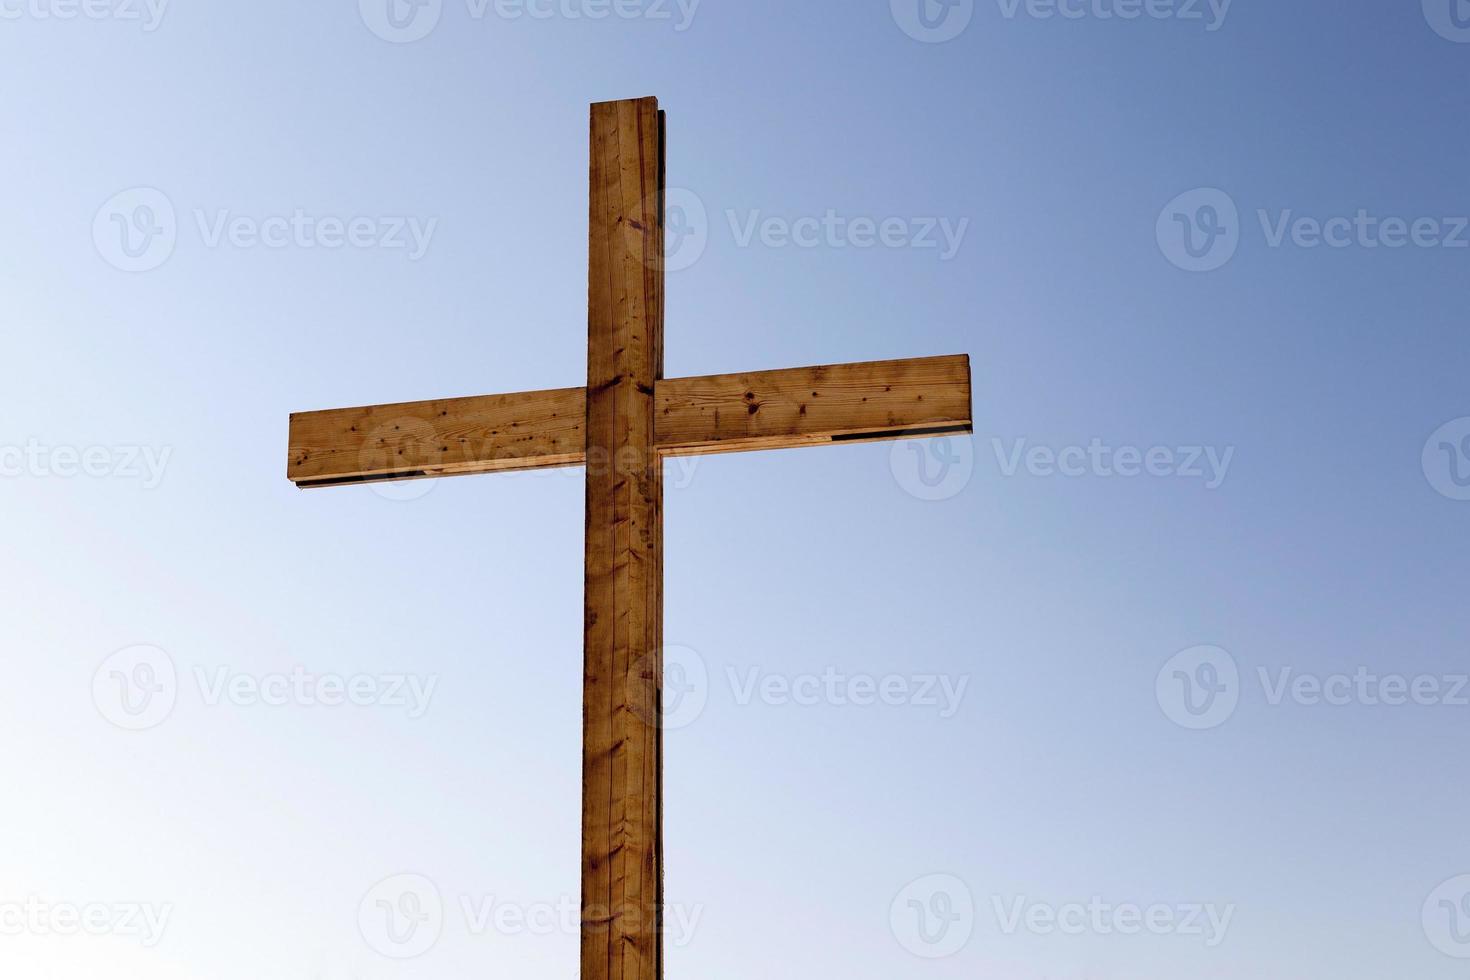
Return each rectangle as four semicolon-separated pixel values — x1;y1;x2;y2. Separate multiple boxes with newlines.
287;353;971;488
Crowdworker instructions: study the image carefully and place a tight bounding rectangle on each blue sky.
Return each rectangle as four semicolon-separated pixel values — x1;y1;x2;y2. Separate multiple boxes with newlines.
2;1;1469;977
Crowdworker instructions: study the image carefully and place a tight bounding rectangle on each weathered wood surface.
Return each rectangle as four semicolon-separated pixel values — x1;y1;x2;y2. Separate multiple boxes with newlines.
285;95;977;980
287;386;585;486
656;354;971;457
287;355;972;486
581;96;664;980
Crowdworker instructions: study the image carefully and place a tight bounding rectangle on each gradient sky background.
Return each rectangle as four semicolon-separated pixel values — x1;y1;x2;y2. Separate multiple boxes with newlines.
3;1;1469;977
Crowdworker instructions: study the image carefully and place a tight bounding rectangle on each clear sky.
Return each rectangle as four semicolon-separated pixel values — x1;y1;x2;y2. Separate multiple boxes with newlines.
2;1;1469;977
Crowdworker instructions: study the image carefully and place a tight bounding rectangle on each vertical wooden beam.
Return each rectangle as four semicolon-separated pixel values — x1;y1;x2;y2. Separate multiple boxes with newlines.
583;96;664;980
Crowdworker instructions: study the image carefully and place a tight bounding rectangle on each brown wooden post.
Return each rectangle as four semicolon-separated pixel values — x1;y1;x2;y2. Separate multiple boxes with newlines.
582;95;665;980
285;99;973;980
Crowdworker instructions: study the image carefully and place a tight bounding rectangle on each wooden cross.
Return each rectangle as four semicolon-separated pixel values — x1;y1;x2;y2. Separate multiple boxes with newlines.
287;96;971;978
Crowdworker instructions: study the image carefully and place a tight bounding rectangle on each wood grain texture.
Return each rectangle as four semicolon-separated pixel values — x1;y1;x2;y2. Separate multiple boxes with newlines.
287;386;585;486
287;355;971;486
284;96;977;980
657;354;972;457
582;96;663;980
